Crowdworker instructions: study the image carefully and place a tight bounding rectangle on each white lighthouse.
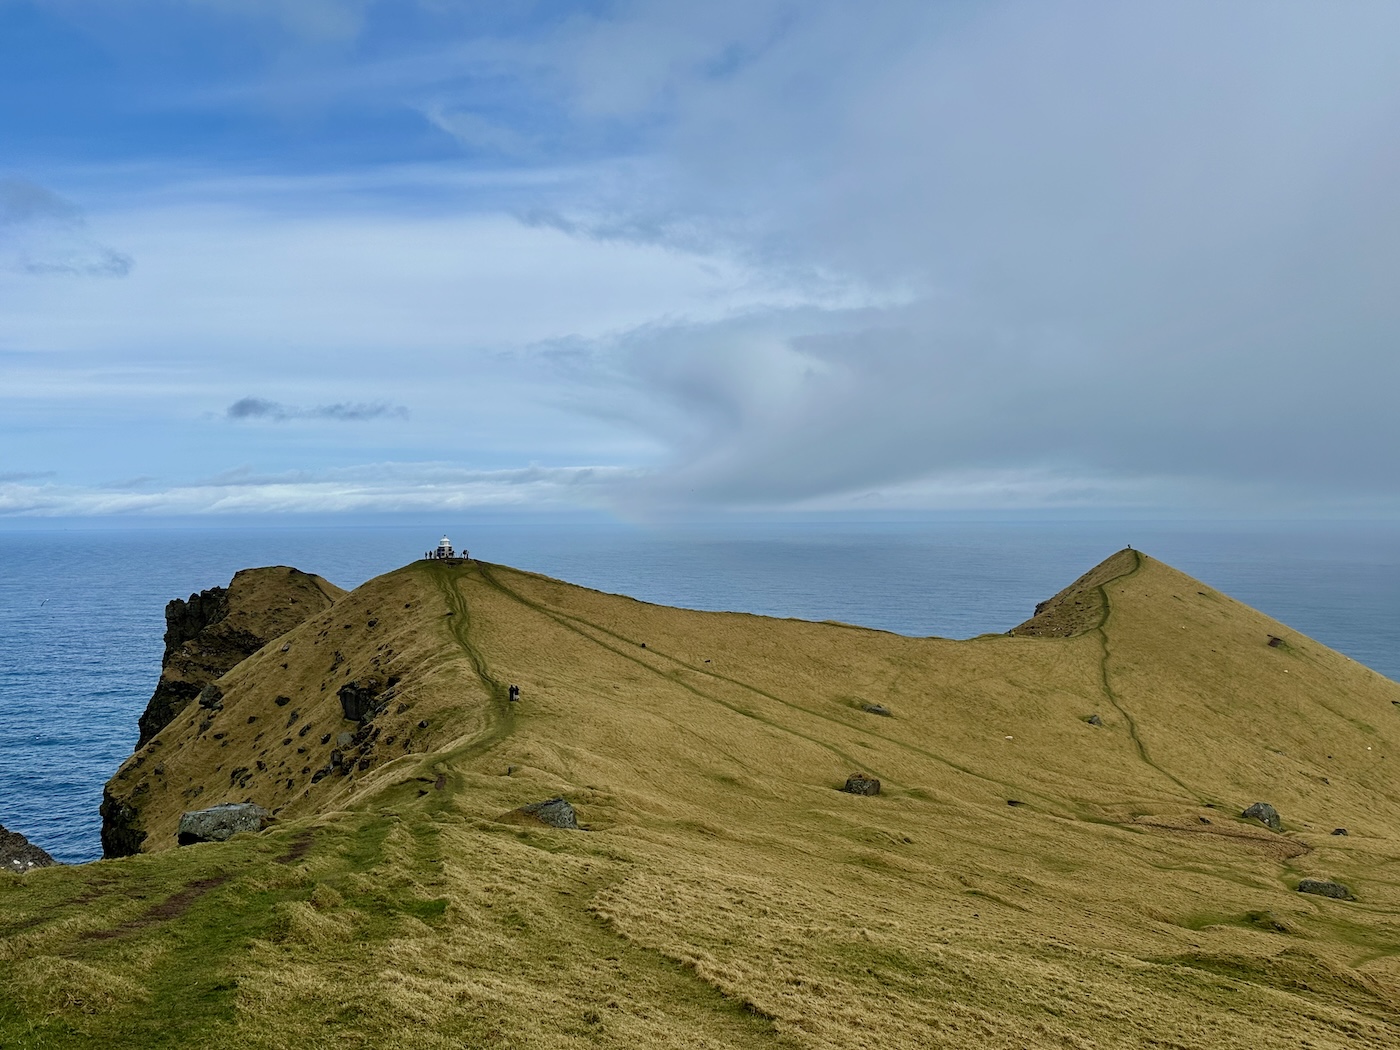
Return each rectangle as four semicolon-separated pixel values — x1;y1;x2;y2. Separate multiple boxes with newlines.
436;535;455;559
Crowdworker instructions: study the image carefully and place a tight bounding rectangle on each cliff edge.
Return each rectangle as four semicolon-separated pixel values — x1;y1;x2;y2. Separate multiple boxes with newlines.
0;823;58;874
100;565;344;858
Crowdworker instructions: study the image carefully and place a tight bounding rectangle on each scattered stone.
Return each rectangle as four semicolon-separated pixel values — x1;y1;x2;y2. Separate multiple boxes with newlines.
1242;802;1282;831
275;695;291;707
320;733;331;745
1007;799;1024;807
1086;714;1103;726
1297;878;1354;900
177;802;270;846
336;731;354;747
1198;816;1211;824
517;798;580;829
1267;635;1284;648
1332;828;1349;836
281;642;291;652
197;684;224;710
862;704;892;717
841;773;881;796
418;719;429;729
0;823;58;873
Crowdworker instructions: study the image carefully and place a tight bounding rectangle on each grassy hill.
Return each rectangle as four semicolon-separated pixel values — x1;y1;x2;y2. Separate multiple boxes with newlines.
3;549;1400;1048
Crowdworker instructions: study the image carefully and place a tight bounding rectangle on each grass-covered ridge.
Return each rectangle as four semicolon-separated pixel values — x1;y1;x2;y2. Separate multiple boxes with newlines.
4;550;1400;1048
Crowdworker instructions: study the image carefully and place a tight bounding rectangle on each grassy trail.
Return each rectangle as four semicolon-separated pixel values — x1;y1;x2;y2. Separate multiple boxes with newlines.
1092;550;1202;803
418;561;517;777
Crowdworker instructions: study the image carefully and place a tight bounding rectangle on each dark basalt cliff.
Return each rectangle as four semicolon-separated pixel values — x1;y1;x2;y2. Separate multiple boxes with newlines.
101;566;345;858
135;583;233;748
1;823;58;874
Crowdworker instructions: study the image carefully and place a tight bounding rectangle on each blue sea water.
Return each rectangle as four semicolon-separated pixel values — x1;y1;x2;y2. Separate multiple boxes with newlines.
1;519;1397;863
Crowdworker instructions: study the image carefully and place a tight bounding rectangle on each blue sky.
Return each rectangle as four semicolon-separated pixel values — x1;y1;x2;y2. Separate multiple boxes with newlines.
4;1;1400;519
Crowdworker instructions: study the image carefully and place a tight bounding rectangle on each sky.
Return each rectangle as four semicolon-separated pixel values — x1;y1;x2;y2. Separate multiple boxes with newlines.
3;0;1400;520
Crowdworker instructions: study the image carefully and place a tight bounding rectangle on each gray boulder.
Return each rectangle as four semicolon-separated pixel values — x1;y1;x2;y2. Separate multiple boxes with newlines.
197;684;224;711
1297;878;1354;900
1242;802;1282;831
862;704;892;717
518;798;580;830
842;773;881;796
177;802;270;846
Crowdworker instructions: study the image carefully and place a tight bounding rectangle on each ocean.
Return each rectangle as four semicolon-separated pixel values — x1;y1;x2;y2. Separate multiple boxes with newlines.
2;519;1397;863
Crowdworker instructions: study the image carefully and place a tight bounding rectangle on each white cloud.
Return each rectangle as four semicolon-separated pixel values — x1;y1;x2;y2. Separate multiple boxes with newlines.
0;462;637;517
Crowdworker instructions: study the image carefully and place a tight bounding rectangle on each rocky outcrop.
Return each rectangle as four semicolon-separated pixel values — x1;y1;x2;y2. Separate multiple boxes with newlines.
1242;802;1282;831
516;798;580;829
1297;878;1353;900
841;773;881;796
99;787;147;858
0;823;58;873
103;566;345;859
339;677;388;723
176;803;271;846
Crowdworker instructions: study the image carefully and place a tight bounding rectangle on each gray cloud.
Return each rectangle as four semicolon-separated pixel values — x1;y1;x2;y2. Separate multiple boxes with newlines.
0;178;133;277
226;397;409;422
505;1;1400;511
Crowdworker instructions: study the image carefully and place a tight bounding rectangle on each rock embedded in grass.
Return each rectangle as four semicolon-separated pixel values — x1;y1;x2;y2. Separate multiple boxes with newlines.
841;773;881;796
1297;878;1354;900
1242;802;1282;831
177;802;270;846
862;704;892;717
517;798;580;829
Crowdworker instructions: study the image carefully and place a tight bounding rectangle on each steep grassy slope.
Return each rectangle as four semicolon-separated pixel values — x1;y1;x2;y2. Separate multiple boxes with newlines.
4;550;1400;1048
101;566;345;857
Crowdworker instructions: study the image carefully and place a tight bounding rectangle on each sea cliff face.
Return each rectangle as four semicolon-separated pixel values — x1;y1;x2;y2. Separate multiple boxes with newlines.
99;566;345;858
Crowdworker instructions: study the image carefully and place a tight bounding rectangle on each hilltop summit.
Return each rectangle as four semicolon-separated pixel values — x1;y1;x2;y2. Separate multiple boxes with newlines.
9;550;1400;1048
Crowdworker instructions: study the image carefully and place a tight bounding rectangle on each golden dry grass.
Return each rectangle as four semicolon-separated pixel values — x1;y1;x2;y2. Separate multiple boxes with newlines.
5;549;1400;1047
